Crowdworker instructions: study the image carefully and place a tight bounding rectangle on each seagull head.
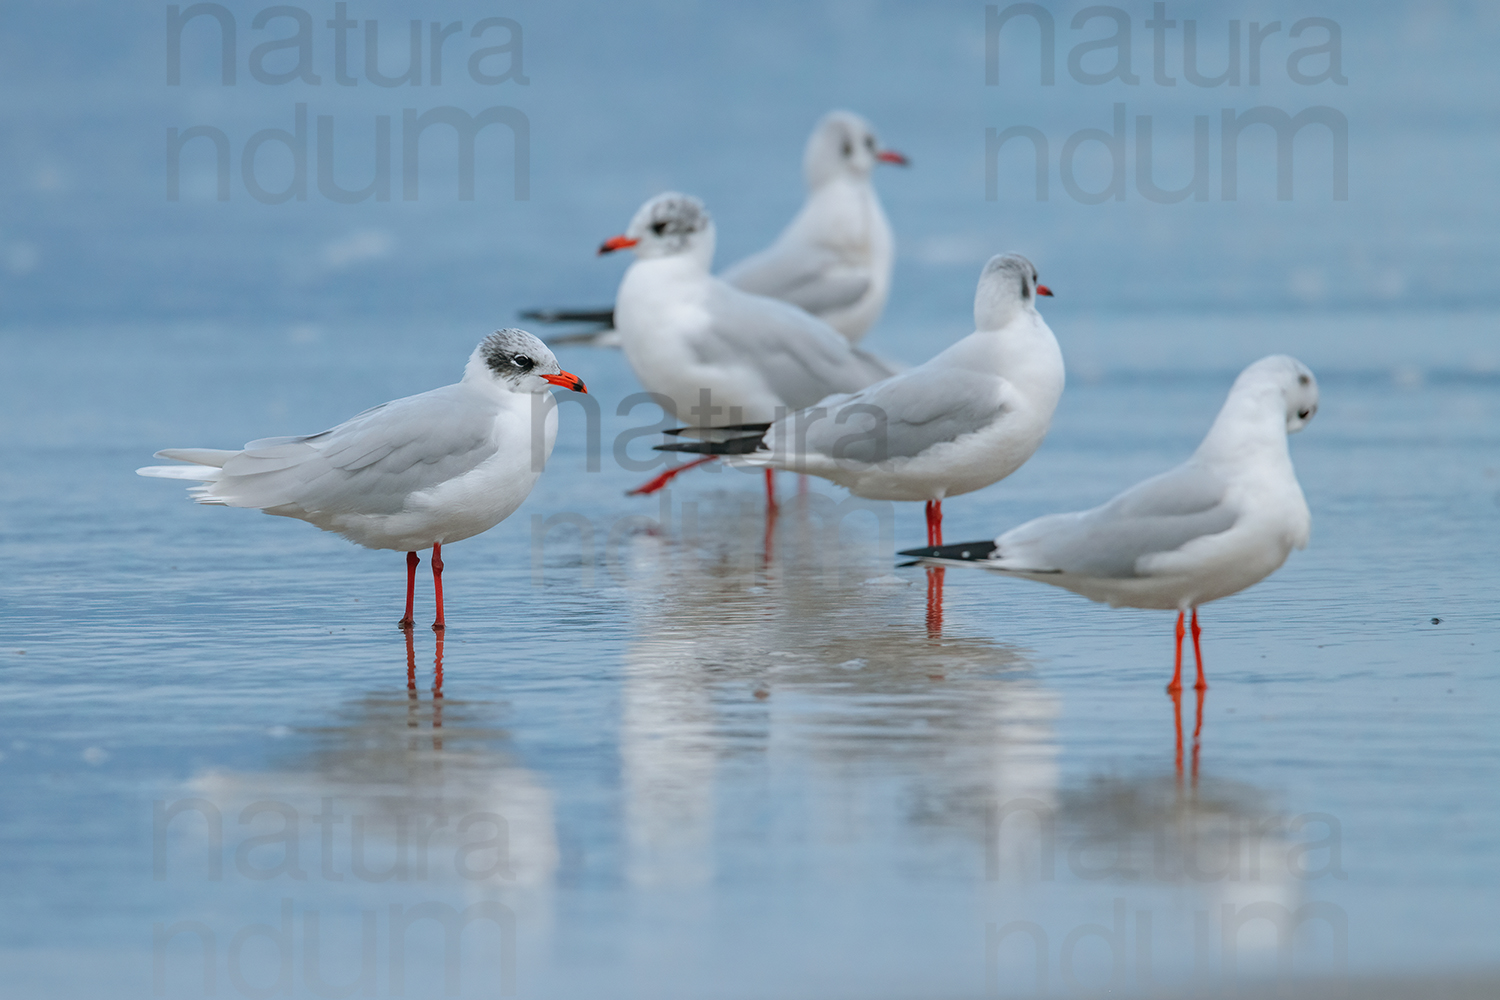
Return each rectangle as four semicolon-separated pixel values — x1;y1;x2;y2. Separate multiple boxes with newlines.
599;192;715;266
974;253;1051;331
473;329;587;395
1229;356;1319;433
804;110;908;188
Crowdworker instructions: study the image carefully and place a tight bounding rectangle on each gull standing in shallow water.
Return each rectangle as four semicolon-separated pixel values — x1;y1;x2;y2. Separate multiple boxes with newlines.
658;254;1063;548
137;330;588;631
601;191;897;500
526;109;907;346
902;355;1319;692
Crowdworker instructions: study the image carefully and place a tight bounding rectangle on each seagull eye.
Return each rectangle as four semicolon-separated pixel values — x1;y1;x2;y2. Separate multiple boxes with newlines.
512;354;534;370
1297;409;1311;419
651;221;667;236
841;141;853;157
1298;374;1310;386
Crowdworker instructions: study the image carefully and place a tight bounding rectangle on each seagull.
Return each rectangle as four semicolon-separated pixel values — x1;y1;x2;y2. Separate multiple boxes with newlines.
524;109;907;346
657;254;1062;546
901;355;1319;693
136;329;588;631
601;192;897;499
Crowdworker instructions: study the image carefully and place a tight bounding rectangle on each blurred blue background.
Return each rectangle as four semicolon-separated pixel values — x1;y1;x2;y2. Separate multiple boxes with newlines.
3;3;1499;998
4;0;1497;328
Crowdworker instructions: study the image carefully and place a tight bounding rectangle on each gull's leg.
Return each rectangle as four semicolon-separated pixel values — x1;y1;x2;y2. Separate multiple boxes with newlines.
765;468;778;514
924;501;935;546
932;500;943;546
1191;608;1207;691
1167;611;1186;694
626;456;716;496
398;551;419;629
431;542;445;632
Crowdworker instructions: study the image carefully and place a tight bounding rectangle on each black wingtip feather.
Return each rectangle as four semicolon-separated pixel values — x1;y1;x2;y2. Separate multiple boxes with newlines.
519;307;616;326
656;437;766;455
897;539;999;561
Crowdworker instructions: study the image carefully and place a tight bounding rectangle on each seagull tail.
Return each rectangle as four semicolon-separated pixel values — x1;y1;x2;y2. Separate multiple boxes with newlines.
655;423;772;456
896;539;1000;568
519;306;615;326
137;449;237;503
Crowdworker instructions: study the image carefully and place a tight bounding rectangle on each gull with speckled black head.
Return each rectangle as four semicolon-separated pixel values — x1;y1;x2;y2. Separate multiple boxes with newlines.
137;330;588;631
524;109;907;346
600;191;897;500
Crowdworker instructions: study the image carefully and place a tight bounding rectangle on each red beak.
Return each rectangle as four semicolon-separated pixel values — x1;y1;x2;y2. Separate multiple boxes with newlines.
598;235;638;255
877;150;910;166
541;370;588;393
1036;285;1053;297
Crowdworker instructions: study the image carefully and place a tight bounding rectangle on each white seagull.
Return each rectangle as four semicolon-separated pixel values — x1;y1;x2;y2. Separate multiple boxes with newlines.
136;330;588;631
600;192;897;498
526;109;906;346
902;355;1320;693
658;254;1062;546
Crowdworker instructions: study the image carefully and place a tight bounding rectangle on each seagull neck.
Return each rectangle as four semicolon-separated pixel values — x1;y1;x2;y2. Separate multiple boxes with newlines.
1195;383;1290;467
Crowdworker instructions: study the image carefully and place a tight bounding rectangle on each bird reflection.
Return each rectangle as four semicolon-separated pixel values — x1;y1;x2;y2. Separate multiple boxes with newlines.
180;639;558;887
617;494;1058;887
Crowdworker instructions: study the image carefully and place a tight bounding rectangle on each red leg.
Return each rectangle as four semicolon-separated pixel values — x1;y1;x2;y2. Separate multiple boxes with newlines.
932;500;942;546
1167;610;1185;694
430;541;445;632
626;455;717;496
399;551;419;628
764;468;777;513
1190;607;1207;691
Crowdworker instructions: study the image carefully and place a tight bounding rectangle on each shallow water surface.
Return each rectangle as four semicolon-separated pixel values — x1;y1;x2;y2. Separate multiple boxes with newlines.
1;315;1498;997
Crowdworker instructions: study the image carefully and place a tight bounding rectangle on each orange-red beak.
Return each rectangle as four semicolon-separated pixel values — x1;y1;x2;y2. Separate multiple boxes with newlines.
1036;285;1053;297
542;370;588;393
598;235;638;255
877;150;909;166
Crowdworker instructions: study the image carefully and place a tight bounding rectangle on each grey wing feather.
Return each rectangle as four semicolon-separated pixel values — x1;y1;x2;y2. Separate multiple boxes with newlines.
792;367;1004;463
723;245;871;316
995;462;1236;578
207;386;499;515
701;284;893;410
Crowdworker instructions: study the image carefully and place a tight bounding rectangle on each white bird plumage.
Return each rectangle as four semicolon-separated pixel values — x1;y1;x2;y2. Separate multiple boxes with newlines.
533;109;906;347
904;355;1319;689
658;254;1062;543
718;109;905;343
604;192;897;427
137;329;588;628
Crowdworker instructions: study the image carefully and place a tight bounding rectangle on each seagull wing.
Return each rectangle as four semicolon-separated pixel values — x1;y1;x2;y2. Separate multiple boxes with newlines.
204;385;502;515
698;282;895;411
992;461;1238;578
723;242;871;316
779;366;1006;463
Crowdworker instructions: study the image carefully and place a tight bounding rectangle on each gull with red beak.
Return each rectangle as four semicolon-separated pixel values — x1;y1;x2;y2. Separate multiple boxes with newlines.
525;109;908;346
902;355;1319;694
600;192;898;500
137;329;588;631
657;254;1062;546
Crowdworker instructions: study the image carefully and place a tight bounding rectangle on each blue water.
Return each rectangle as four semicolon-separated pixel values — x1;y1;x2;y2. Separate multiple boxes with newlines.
3;2;1500;997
